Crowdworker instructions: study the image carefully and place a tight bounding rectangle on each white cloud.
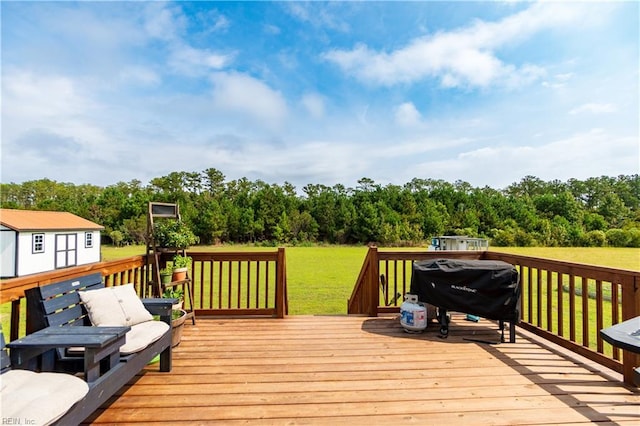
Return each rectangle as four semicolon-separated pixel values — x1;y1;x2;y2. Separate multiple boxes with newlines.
3;71;93;126
411;129;638;188
118;66;161;86
169;44;234;75
142;2;186;42
210;72;288;126
140;3;233;77
1;70;127;184
210;14;230;32
394;102;421;127
569;103;617;115
301;93;326;119
285;3;349;32
264;24;281;35
543;72;574;90
323;2;588;88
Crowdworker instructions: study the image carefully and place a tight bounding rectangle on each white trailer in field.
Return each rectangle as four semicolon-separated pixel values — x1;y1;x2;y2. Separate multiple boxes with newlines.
0;209;104;278
430;236;489;251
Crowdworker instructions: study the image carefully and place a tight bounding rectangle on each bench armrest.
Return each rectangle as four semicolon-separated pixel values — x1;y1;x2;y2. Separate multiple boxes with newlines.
142;298;176;325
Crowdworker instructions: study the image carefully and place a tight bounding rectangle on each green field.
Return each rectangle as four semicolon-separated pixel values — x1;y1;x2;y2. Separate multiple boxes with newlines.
490;247;640;271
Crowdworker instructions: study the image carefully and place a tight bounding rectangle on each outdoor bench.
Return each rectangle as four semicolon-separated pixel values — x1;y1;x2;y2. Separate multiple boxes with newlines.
13;272;174;423
1;325;128;425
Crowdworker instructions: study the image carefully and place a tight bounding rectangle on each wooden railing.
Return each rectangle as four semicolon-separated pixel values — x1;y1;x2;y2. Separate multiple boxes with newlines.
348;246;640;386
1;249;288;341
187;248;288;318
1;255;148;340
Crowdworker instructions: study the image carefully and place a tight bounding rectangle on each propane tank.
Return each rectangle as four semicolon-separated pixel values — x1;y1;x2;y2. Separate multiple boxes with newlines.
400;293;427;332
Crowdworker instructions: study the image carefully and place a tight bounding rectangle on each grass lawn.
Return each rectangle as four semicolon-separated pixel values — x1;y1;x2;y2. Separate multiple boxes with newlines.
491;246;640;271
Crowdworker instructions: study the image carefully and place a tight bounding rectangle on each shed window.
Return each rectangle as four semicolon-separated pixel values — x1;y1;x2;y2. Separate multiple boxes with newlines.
33;233;45;253
85;232;93;248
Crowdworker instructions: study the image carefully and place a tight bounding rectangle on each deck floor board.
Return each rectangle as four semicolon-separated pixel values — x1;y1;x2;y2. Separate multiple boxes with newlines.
87;315;639;425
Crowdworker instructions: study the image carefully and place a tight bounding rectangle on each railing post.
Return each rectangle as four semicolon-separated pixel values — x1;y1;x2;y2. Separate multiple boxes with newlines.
10;299;21;341
275;247;287;318
621;275;640;386
367;246;379;316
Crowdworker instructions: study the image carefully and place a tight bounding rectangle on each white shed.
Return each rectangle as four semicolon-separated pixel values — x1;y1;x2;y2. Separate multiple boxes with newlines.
0;209;104;278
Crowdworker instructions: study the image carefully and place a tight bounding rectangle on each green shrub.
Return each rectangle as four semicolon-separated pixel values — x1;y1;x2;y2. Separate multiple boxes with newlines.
606;228;631;247
491;228;515;247
627;228;640;248
584;230;606;247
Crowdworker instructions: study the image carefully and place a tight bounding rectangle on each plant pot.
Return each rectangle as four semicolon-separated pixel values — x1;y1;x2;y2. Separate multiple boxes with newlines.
171;309;187;347
160;273;172;285
172;267;188;282
172;300;183;310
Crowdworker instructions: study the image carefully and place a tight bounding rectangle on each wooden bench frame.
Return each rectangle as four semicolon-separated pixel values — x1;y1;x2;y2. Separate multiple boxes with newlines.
3;327;129;425
22;273;174;423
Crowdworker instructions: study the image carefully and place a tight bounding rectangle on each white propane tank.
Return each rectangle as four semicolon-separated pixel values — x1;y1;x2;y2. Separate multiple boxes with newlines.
400;293;427;332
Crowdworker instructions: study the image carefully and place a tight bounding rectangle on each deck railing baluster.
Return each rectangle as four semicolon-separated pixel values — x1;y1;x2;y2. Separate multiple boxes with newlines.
557;272;564;337
581;276;590;347
536;267;542;327
546;270;553;332
612;282;621;361
569;274;576;342
596;279;604;353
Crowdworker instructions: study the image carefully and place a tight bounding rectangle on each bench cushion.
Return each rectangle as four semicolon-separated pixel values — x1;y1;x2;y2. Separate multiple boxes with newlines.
1;369;89;426
120;320;170;355
79;284;153;327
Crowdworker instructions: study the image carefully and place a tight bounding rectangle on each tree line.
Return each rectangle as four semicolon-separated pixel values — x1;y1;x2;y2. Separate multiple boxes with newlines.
1;170;638;248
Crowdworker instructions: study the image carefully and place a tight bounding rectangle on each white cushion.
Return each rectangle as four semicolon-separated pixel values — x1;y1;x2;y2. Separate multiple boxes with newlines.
79;284;153;327
68;320;169;355
120;320;170;355
1;369;89;425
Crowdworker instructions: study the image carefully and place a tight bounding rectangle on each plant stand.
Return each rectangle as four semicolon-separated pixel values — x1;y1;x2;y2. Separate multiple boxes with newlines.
146;202;196;325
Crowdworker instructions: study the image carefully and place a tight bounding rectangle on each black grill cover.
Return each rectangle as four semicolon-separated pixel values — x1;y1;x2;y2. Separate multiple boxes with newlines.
410;259;520;321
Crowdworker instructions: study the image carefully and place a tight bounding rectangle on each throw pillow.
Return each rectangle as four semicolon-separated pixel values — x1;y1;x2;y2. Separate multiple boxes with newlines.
78;284;153;327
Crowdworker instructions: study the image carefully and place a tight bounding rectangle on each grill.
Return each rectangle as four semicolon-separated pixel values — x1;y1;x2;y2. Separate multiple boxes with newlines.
410;259;520;342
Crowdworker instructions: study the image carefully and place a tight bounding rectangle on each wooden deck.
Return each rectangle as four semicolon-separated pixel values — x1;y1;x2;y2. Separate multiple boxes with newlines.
88;315;639;425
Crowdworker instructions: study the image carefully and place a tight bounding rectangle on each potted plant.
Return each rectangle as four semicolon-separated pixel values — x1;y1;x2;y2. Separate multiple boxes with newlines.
161;287;186;347
170;309;187;347
162;287;184;310
159;266;173;285
171;254;192;282
153;220;198;249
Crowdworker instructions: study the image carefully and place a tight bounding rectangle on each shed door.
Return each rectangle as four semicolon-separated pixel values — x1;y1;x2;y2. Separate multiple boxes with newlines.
0;230;16;277
55;233;77;269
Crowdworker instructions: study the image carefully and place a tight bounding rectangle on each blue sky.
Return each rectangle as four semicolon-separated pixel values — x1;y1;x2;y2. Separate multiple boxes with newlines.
2;1;638;191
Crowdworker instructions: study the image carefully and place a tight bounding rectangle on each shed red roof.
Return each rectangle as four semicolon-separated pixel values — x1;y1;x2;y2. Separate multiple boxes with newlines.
0;209;104;231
